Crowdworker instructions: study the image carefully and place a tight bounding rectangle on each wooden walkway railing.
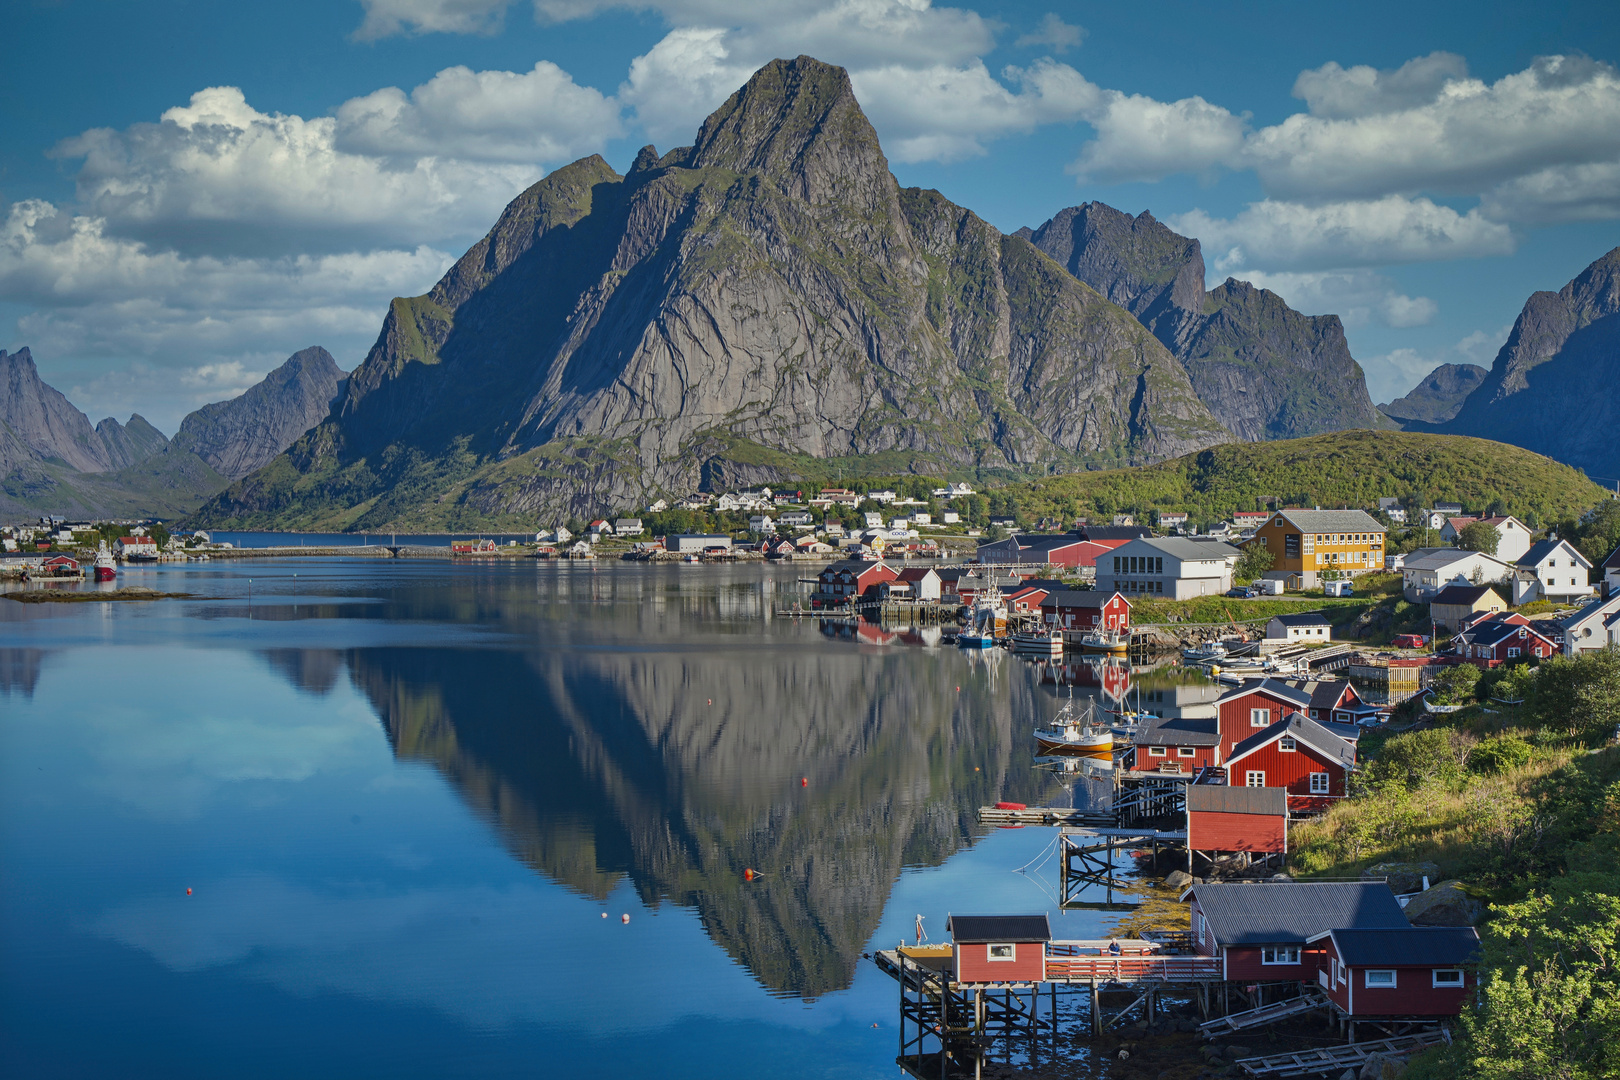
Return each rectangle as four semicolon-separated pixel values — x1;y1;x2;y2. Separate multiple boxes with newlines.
1042;944;1222;983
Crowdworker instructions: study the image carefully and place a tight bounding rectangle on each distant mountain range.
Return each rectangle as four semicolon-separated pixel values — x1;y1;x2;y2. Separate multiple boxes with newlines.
1379;364;1488;424
0;346;344;519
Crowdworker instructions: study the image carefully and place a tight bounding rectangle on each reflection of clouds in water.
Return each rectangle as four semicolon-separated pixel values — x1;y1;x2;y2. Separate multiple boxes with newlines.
89;874;843;1033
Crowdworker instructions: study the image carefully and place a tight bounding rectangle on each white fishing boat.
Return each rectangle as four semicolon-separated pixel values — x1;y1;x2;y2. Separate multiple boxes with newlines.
1182;640;1227;662
1033;697;1114;758
1010;629;1063;657
1079;627;1129;655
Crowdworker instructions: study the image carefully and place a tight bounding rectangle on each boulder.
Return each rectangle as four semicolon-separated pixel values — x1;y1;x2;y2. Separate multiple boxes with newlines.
1225;1045;1254;1060
1166;870;1195;888
1360;1051;1406;1079
1362;861;1441;895
1404;879;1485;926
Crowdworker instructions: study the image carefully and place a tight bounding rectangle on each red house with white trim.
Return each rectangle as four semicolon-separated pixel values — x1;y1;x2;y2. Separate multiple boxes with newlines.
813;560;898;605
1130;715;1220;774
948;914;1051;984
1459;615;1557;668
1039;590;1130;633
1185;882;1408;983
1225;713;1356;814
1212;679;1314;761
1311;927;1480;1018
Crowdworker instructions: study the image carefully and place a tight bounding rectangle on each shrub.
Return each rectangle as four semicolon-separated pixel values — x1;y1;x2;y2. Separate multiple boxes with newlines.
1432;662;1482;706
1364;728;1476;791
1528;650;1620;740
1470;735;1534;775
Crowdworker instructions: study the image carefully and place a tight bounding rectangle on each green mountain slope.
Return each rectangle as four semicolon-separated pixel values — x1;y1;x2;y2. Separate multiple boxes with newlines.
986;430;1611;526
189;56;1229;532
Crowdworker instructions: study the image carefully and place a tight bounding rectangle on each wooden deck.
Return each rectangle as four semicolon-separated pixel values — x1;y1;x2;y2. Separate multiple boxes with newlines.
1235;1032;1448;1077
876;942;1223;988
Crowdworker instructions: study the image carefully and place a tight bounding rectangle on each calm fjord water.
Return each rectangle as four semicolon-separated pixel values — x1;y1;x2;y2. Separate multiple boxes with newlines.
1;559;1127;1078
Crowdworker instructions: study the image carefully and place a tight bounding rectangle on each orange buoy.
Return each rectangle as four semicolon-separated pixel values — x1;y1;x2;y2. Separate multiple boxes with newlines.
621;913;631;923
975;766;980;771
744;868;755;881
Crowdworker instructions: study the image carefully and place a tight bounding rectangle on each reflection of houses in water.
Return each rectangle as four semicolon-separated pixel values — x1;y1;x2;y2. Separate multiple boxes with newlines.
1040;657;1132;704
1136;680;1225;721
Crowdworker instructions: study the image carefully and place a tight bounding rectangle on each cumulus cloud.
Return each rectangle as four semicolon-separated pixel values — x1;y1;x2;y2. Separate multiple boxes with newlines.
1015;13;1084;53
1231;268;1437;329
1291;52;1469;118
1069;90;1247;184
1480;160;1620;224
1361;324;1511;404
353;0;510;39
1168;195;1514;273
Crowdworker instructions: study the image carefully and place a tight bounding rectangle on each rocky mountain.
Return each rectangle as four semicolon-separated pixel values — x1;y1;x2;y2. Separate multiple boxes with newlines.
191;56;1230;531
173;347;345;481
0;345;345;519
1380;363;1488;424
1018;203;1387;442
1440;247;1620;479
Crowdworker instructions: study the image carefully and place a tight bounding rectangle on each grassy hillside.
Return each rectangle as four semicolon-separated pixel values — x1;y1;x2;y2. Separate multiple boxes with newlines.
982;430;1610;527
1;445;227;521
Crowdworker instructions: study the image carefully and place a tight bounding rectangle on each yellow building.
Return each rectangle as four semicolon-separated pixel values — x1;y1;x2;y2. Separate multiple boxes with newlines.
1246;509;1386;588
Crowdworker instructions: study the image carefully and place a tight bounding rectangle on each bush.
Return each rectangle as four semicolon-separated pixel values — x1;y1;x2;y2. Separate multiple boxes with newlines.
1364;728;1476;791
1470;735;1534;775
1432;662;1482;706
1528;650;1620;740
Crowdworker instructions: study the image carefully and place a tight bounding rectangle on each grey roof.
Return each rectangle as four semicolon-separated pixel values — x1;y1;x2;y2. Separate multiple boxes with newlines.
1325;927;1480;967
1186;786;1287;816
1215;678;1312;708
947;914;1051;943
1003;532;1090;552
1135;714;1220;747
1078;526;1153;542
1271;611;1331;627
1227;713;1357;770
1320;720;1363;743
1603;544;1620;572
1189;882;1407;945
1277;679;1354;712
1402;549;1504;572
1560;592;1620;631
1114;536;1242;560
1275;509;1385;533
1517;537;1591;569
1042;589;1118;609
1430;583;1502;607
1469;620;1556;649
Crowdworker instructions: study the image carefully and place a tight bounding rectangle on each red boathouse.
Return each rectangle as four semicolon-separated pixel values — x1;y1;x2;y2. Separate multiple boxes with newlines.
1311;927;1480;1017
947;914;1050;984
1186;785;1287;858
1185;881;1408;983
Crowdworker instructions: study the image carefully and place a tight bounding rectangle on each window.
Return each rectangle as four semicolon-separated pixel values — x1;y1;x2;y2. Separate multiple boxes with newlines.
1279;737;1296;752
1310;772;1330;794
1246;770;1266;788
1251;708;1271;728
1365;970;1396;988
987;944;1015;961
1155;557;1163;573
1148;746;1167;756
1178;747;1197;758
1261;945;1301;965
1195;911;1205;942
1433;969;1464;988
1507;648;1520;659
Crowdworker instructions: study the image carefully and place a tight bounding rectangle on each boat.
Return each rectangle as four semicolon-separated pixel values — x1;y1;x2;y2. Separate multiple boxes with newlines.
967;584;1008;635
1079;628;1129;655
1033;697;1114;758
1182;640;1227;662
93;542;116;582
1010;629;1063;657
1105;708;1160;738
957;629;996;649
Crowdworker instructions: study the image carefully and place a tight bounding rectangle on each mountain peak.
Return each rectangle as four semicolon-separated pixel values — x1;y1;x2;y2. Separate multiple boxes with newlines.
685;56;888;201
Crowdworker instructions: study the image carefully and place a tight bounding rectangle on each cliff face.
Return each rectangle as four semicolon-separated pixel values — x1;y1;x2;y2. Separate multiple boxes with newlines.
193;57;1229;530
1380;363;1489;424
174;346;345;480
1;347;122;473
1020;203;1386;442
1442;247;1620;478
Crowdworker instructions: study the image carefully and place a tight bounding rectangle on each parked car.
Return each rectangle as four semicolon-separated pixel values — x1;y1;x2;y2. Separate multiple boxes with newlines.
1391;633;1429;649
1225;587;1257;598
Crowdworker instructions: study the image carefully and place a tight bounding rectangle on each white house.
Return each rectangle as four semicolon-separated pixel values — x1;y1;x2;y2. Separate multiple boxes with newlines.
1599;543;1620;597
942;511;961;524
932;482;975;499
779;510;814;528
645;499;669;513
1439;515;1531;562
1096;537;1241;599
1376;497;1407;524
1558;593;1620;655
1159;512;1189;529
1266;611;1332;643
537;526;573;545
1401;548;1514;601
867;490;897;504
613;518;644;537
1512;538;1594;605
863;511;885;529
910;512;932;526
748;515;775;534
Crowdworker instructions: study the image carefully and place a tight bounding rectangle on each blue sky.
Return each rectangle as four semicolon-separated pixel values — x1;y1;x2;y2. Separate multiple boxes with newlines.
3;0;1617;434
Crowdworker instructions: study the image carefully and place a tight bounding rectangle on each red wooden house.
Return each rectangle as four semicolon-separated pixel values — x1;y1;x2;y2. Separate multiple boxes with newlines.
1277;678;1379;727
1224;713;1356;813
1459;615;1557;668
948;914;1050;985
1212;679;1314;761
1130;715;1220;774
1184;882;1408;983
1310;927;1480;1018
451;539;497;555
1186;785;1287;858
812;560;898;605
1038;590;1130;633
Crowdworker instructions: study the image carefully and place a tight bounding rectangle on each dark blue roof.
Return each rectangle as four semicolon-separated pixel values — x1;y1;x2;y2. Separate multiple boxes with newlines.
1328;927;1480;967
1190;882;1407;945
947;915;1051;943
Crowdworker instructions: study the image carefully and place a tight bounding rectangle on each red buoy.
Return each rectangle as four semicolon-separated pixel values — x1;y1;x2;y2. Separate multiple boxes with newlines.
744;868;755;881
185;888;192;896
800;777;808;787
621;913;630;923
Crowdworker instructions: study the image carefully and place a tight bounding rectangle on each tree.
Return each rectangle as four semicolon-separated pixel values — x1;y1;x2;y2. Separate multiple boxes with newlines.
1234;543;1274;584
1459;519;1501;555
1430;662;1482;707
1528;650;1620;740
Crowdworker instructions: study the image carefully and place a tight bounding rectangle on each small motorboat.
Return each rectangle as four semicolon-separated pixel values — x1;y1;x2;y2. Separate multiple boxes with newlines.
1033;698;1114;758
1182;640;1226;662
1010;629;1063;657
1080;628;1129;655
957;629;997;649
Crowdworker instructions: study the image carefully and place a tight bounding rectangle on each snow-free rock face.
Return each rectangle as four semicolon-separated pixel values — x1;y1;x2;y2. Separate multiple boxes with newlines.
1442;247;1620;478
0;347;123;473
1381;364;1489;424
193;57;1230;530
174;347;345;480
1021;203;1386;442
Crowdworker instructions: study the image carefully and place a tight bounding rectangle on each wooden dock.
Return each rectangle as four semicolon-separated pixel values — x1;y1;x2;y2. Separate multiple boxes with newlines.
978;805;1118;827
1199;990;1331;1035
1235;1032;1448;1077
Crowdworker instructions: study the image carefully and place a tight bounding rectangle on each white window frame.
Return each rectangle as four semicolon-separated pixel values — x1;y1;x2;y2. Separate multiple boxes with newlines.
1246;770;1266;788
1310;772;1330;795
1261;945;1301;965
1177;747;1198;758
1148;746;1167;757
1250;708;1271;728
1432;969;1463;988
1364;969;1396;988
1195;911;1206;943
987;944;1016;961
1279;736;1296;752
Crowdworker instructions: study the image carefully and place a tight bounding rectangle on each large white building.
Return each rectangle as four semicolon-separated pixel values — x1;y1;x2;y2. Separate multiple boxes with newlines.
1400;548;1514;601
1558;593;1620;655
1512;538;1594;605
1095;537;1241;599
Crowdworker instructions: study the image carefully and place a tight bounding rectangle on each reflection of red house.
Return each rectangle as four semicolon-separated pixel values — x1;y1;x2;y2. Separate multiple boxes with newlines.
854;621;898;646
1225;713;1355;813
948;915;1050;984
1039;591;1130;632
1312;927;1479;1018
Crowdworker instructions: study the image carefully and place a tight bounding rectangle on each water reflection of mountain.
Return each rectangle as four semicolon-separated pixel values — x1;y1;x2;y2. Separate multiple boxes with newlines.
0;648;47;698
268;635;1055;998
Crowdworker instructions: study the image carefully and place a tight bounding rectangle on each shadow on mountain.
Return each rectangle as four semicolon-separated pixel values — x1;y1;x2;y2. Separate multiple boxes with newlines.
269;634;1055;998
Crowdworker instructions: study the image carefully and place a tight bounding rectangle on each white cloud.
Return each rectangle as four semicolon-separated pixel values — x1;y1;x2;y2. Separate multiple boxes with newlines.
336;61;621;163
1234;268;1438;329
1015;13;1084;53
1069;90;1247;184
1360;324;1511;404
1480;160;1620;225
353;0;510;40
1168;195;1514;273
1247;55;1620;201
1291;52;1469;119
